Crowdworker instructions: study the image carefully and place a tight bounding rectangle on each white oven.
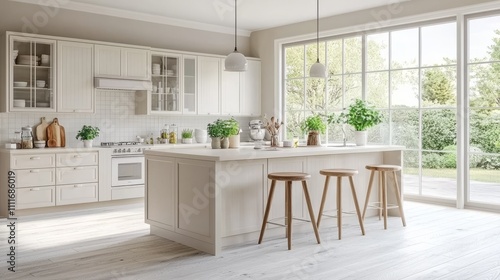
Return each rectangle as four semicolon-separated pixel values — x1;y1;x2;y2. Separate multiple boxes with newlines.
111;155;145;187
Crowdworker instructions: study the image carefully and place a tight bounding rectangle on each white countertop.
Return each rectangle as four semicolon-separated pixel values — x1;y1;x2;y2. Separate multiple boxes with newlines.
144;145;405;161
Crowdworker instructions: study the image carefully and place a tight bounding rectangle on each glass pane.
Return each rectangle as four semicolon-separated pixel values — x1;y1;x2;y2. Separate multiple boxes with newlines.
403;150;420;195
421;109;456;151
285;45;304;79
391;28;418;69
344;36;362;74
306;42;326;77
344;74;362;106
326;75;342;110
391;69;419;108
421;67;457;107
285;110;304;140
421;22;456;66
305;78;326;111
421;151;457;199
468;15;500;63
469;109;500;154
366;71;389;108
285;79;304;111
469;63;500;108
326;40;342;75
368;110;388;144
469;154;500;204
392;109;419;149
367;32;389;71
183;57;196;113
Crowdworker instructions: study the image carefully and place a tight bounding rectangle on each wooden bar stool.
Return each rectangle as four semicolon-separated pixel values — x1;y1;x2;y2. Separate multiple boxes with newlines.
258;172;321;250
317;169;365;240
362;164;406;229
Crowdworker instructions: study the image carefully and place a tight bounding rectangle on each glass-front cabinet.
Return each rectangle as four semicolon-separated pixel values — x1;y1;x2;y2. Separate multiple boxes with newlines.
183;55;197;114
10;36;56;111
151;53;181;113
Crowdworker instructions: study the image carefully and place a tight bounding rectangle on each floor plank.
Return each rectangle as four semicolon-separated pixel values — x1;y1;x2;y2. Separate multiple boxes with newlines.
1;201;500;279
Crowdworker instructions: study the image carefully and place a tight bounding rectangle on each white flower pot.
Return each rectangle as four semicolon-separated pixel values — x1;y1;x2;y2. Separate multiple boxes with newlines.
182;138;193;144
229;135;240;148
354;131;368;146
83;139;93;148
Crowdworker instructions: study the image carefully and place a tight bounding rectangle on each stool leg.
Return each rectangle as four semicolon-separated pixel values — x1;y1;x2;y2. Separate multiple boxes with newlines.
336;176;342;240
349;176;365;236
382;171;388;230
286;181;293;250
302;181;321;244
258;179;276;244
317;175;330;228
362;170;375;220
391;171;407;227
378;171;383;220
285;181;289;238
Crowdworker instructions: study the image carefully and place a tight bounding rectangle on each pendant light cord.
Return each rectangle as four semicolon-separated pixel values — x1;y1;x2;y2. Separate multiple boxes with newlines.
234;0;238;52
316;0;320;63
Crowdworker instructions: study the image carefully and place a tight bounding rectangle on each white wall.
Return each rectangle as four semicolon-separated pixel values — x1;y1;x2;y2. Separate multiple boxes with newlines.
249;0;500;118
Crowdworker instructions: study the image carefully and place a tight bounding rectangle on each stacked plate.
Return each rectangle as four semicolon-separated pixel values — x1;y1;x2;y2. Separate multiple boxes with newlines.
17;55;39;66
152;64;161;75
166;69;174;76
12;50;18;64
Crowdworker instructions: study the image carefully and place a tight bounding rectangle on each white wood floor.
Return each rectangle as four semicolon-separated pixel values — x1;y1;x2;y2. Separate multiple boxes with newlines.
1;201;500;280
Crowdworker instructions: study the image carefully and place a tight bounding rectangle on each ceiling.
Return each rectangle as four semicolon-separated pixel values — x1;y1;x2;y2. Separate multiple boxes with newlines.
13;0;410;35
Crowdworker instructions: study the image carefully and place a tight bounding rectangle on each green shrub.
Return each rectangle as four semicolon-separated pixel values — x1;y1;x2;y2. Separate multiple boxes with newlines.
470;111;500;154
421;110;456;151
479;156;500;170
441;145;483;168
422;153;446;169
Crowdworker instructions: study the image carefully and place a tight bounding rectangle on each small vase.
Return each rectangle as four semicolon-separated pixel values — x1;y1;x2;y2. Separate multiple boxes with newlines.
307;131;321;146
211;137;221;149
354;131;368;146
221;137;229;149
83;139;93;148
270;134;279;147
182;138;193;144
229;135;240;148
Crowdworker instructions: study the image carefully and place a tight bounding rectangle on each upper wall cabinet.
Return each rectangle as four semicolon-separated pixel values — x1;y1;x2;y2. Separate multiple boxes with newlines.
94;45;150;80
57;41;94;113
221;59;261;117
197;56;220;115
2;35;57;112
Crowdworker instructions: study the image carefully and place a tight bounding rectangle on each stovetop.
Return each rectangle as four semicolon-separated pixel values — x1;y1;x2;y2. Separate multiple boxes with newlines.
101;141;141;147
101;141;150;155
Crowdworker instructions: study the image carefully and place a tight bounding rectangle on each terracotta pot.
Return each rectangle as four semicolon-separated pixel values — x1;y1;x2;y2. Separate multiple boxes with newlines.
307;131;321;146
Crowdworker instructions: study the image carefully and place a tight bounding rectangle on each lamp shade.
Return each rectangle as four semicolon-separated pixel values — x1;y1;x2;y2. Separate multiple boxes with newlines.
225;51;248;72
309;61;326;77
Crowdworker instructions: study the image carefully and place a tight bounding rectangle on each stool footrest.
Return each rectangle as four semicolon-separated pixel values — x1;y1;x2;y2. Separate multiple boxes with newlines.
267;217;313;228
366;202;400;210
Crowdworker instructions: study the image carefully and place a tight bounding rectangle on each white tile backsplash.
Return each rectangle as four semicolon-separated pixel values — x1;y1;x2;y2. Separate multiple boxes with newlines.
0;90;255;147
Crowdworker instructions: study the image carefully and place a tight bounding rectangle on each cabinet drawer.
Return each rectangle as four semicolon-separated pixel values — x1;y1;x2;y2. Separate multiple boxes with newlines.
57;152;98;167
56;183;98;205
112;185;144;200
56;166;98;185
16;168;56;188
17;186;55;209
11;154;55;169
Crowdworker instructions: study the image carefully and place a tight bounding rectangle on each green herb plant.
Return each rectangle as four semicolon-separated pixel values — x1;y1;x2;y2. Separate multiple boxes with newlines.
181;129;193;139
75;125;100;140
207;119;224;138
225;117;240;136
301;114;327;134
345;99;382;131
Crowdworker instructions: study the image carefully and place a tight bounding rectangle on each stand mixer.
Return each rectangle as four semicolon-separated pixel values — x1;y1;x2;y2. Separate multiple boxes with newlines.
249;120;265;148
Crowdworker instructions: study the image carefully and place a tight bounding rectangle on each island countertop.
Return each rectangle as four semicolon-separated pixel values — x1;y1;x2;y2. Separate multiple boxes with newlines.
144;145;405;161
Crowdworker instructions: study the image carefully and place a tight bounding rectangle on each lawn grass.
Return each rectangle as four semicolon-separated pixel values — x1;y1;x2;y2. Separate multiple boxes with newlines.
405;167;500;183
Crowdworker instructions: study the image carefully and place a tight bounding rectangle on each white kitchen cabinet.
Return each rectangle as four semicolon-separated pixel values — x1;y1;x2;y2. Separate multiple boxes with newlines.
56;183;98;205
57;41;94;113
16;168;56;188
56;166;98;185
183;55;197;114
197;56;220;115
11;154;55;169
220;59;261;116
2;35;57;112
17;186;56;209
146;156;176;231
56;151;98;167
95;44;150;80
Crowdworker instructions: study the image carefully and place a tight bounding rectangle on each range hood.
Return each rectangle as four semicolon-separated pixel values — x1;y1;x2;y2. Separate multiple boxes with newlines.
95;78;152;91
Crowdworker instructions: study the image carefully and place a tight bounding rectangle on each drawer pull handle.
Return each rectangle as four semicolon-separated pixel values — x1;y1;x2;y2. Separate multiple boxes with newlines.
30;170;40;173
74;184;82;188
73;155;82;158
30;188;40;191
30;157;41;160
74;167;82;170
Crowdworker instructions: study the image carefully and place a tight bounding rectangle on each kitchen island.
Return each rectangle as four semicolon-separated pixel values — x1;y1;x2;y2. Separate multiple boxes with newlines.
144;145;404;255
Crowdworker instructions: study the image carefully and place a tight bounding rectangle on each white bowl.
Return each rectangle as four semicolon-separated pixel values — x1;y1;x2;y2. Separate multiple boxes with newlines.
34;142;45;148
13;99;25;107
195;136;207;143
14;81;28;87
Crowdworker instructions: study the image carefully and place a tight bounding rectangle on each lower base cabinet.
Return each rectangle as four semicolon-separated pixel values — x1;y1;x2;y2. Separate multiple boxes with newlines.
56;183;98;206
17;186;56;209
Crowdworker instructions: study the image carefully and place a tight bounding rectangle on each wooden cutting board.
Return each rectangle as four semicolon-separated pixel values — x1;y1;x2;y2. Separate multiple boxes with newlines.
46;118;66;147
35;117;49;141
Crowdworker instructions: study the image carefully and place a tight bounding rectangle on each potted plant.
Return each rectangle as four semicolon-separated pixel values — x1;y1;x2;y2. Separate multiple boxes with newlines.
301;114;326;146
207;119;224;149
75;125;100;148
225;117;241;148
181;129;193;144
345;99;382;146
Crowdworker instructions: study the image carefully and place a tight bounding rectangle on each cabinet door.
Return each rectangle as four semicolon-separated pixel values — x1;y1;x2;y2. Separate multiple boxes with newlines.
183;55;197;114
9;36;56;112
121;47;150;80
240;60;261;116
221;58;240;115
197;56;220;115
56;183;98;205
17;186;55;209
146;157;176;231
94;45;121;77
56;166;98;185
57;41;94;113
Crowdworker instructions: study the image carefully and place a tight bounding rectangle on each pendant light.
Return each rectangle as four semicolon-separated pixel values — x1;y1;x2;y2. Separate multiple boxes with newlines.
309;0;326;78
225;0;247;72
